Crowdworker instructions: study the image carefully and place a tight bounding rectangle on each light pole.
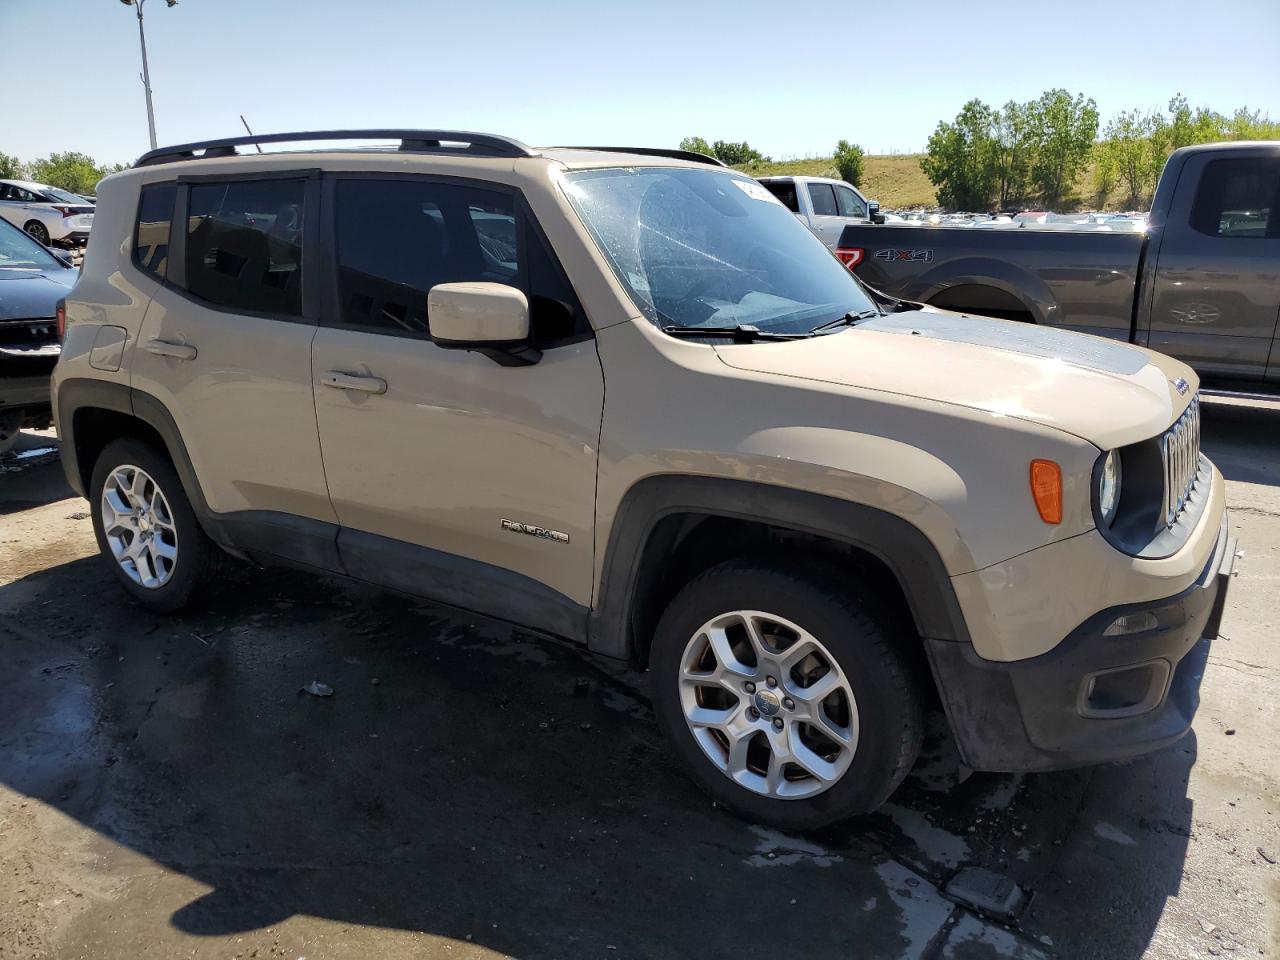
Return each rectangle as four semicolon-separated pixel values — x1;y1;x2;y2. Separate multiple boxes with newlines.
119;0;178;151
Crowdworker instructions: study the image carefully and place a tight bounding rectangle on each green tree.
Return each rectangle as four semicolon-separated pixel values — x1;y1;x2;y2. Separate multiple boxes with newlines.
922;99;999;210
992;101;1035;208
0;151;25;180
711;140;766;166
28;151;105;196
1027;89;1099;208
678;136;714;157
1154;94;1223;153
832;140;866;186
1100;109;1163;208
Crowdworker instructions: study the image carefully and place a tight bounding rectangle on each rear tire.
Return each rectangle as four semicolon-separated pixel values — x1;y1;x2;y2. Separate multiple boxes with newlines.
23;221;51;246
650;560;923;830
89;438;214;613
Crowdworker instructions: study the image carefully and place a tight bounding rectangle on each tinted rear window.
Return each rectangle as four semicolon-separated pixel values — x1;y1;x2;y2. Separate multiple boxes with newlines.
134;182;176;280
1190;158;1279;239
185;179;305;315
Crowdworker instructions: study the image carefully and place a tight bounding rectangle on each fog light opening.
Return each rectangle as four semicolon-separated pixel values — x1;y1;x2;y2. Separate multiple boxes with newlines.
1078;660;1172;718
1103;611;1160;637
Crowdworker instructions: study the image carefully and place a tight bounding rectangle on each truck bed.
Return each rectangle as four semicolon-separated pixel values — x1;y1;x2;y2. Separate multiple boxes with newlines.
839;224;1146;343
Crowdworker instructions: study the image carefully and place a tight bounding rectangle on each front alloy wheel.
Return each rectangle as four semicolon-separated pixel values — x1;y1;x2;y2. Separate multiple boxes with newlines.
651;561;923;829
679;610;858;800
100;464;179;588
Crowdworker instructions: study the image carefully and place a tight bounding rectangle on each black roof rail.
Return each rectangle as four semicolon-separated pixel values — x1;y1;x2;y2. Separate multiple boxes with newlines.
134;129;535;167
552;146;725;167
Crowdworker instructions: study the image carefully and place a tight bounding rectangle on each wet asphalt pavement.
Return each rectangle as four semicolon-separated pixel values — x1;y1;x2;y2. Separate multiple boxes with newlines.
1;403;1277;960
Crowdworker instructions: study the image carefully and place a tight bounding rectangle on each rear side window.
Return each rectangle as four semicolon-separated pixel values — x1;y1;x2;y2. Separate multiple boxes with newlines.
332;179;518;337
1190;158;1279;239
807;183;838;216
835;185;867;219
185;179;305;315
134;182;176;279
760;181;799;212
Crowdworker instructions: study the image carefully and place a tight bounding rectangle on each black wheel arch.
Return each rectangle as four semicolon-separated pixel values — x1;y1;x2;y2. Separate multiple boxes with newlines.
58;378;222;543
588;475;973;663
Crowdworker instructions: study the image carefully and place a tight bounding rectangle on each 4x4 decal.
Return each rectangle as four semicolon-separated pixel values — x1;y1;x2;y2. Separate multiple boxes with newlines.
875;248;933;263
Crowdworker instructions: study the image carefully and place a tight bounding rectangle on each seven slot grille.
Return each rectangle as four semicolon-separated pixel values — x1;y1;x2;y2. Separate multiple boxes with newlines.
1161;394;1201;527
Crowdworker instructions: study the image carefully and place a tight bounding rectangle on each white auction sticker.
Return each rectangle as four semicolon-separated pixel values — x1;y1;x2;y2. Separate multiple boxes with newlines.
730;179;777;203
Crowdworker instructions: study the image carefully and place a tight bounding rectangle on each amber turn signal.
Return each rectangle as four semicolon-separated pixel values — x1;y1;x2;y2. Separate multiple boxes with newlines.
1030;459;1063;524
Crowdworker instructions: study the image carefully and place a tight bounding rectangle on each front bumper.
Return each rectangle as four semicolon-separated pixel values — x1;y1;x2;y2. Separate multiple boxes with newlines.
927;519;1234;772
0;374;54;411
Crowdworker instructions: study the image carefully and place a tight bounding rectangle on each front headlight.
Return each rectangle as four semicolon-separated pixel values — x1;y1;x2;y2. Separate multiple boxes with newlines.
1098;449;1122;526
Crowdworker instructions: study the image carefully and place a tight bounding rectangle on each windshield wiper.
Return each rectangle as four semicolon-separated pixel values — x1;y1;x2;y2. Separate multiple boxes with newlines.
807;309;881;335
661;324;810;343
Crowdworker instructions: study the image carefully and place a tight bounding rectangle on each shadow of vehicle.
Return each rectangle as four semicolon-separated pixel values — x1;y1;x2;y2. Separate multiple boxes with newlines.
1202;400;1280;488
0;431;70;516
0;539;1195;958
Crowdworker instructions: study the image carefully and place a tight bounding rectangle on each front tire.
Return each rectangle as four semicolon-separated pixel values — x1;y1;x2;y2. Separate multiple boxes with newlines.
89;438;214;613
650;560;923;830
24;221;51;246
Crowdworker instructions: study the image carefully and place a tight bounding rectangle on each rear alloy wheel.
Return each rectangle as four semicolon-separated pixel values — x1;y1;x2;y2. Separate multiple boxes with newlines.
90;438;214;612
24;221;51;246
651;561;923;830
100;463;180;589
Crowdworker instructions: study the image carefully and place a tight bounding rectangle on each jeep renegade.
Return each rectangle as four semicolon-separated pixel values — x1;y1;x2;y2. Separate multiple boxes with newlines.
52;130;1233;829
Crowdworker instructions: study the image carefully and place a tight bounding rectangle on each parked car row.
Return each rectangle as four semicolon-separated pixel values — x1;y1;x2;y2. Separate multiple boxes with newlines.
0;179;95;248
0;217;78;453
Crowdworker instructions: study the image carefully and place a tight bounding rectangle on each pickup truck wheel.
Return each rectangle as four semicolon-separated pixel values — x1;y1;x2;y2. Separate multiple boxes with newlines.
24;221;51;246
651;561;923;830
89;438;213;613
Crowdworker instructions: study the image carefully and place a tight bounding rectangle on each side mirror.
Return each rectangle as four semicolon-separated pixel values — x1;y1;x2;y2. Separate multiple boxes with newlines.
868;200;886;225
428;282;540;366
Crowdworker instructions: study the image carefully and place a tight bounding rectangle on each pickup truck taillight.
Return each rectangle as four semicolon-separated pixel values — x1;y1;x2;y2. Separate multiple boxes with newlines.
56;300;66;342
836;246;865;270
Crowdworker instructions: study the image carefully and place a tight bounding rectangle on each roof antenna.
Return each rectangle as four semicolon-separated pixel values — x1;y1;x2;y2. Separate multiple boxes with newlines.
239;115;264;153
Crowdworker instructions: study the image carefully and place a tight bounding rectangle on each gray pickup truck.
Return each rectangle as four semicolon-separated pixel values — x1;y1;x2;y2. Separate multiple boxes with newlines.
837;141;1280;393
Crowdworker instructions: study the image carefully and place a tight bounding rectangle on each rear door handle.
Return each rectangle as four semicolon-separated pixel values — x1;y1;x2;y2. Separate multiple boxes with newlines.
322;370;387;395
144;338;197;361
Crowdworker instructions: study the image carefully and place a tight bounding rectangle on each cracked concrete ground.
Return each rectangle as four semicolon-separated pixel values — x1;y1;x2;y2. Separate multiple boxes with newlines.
0;398;1277;960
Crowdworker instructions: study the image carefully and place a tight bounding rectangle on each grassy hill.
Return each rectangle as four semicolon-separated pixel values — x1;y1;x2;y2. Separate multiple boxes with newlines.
734;153;1128;211
735;154;938;209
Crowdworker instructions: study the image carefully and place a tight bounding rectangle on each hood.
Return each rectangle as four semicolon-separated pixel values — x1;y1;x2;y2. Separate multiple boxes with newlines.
713;308;1193;450
0;268;77;321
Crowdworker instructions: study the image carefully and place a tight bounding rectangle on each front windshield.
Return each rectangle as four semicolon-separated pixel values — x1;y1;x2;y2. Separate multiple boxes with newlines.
562;167;878;334
42;187;89;204
0;220;61;270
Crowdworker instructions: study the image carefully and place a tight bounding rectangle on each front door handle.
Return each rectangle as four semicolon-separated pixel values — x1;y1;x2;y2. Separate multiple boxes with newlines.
322;370;387;395
145;338;197;361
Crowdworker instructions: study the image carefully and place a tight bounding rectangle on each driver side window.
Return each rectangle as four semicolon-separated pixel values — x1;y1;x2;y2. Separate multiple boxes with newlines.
835;185;867;219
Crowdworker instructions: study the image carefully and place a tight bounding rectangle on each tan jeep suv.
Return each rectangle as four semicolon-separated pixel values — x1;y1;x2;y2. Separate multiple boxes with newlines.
52;130;1234;829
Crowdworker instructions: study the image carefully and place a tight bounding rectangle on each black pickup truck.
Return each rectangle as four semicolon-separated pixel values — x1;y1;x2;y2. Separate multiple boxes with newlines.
838;141;1280;393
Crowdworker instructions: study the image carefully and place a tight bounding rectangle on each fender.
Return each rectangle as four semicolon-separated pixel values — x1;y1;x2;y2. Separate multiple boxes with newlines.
56;378;337;568
910;256;1055;326
588;475;972;660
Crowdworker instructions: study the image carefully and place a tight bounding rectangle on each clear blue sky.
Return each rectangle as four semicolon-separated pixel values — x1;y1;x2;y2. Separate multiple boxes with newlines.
5;0;1278;165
